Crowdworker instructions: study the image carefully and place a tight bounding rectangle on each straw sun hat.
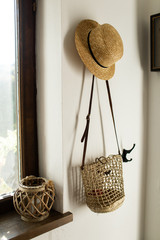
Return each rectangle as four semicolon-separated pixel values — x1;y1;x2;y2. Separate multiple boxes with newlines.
75;19;123;80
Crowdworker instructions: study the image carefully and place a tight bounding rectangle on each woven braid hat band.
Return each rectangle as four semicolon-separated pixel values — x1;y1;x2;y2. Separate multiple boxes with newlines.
75;19;123;80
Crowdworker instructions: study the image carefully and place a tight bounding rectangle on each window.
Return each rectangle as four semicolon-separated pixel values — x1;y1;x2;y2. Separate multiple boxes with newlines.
0;0;38;213
0;0;19;196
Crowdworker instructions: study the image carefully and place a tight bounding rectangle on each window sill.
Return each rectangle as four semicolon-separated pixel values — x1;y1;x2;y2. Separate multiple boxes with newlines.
0;209;73;240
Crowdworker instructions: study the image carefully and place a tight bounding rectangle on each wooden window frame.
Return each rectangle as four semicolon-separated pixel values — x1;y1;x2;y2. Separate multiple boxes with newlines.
0;3;73;238
0;0;39;214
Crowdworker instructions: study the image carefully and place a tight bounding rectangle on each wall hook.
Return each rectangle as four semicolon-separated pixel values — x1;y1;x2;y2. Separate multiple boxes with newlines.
122;144;136;162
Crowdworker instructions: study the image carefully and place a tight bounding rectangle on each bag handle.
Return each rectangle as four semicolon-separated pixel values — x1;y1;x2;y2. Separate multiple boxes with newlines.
81;75;95;169
105;80;121;155
81;75;120;169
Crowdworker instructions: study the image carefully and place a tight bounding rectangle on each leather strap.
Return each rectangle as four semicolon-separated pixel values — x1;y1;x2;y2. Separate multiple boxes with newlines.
81;76;120;169
81;75;95;169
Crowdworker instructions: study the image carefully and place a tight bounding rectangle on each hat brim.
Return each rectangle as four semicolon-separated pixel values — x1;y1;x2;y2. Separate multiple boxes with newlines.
75;19;115;80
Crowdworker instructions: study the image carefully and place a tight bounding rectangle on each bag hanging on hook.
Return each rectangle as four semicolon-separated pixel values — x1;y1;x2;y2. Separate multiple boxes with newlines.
81;75;125;213
75;19;135;212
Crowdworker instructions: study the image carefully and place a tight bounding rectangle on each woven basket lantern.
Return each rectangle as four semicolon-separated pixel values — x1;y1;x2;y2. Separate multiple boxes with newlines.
13;176;55;222
81;155;125;213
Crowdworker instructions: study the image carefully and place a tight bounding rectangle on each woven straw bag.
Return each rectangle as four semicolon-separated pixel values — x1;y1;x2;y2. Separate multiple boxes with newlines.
81;155;124;213
81;75;125;213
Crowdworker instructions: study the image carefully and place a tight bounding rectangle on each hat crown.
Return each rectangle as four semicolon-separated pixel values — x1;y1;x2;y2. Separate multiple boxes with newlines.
89;24;123;67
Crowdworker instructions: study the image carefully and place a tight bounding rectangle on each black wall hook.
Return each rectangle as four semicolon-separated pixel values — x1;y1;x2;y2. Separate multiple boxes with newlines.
122;144;136;162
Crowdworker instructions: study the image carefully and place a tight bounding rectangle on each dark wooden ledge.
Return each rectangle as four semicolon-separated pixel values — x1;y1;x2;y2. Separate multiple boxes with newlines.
0;210;73;240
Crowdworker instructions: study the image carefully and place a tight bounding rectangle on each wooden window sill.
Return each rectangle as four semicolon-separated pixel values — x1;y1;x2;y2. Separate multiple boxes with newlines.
0;209;73;240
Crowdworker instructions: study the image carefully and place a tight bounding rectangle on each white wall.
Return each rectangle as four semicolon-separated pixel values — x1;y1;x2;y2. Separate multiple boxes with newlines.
144;1;160;240
34;0;150;239
36;0;63;212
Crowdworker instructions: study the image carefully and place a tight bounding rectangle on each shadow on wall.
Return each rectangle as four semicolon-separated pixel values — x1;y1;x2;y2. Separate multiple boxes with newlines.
63;53;107;207
64;22;90;206
136;0;149;238
67;64;86;207
36;0;47;177
70;166;86;205
64;19;85;72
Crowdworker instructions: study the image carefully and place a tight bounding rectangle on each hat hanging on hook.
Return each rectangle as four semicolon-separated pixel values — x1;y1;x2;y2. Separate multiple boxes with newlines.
75;19;123;80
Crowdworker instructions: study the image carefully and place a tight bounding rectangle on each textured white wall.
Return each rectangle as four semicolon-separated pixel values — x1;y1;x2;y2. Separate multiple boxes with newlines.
34;0;151;239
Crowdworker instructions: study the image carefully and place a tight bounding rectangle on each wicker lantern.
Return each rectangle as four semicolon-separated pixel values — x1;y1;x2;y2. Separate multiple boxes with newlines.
13;176;55;222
